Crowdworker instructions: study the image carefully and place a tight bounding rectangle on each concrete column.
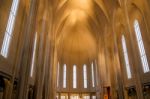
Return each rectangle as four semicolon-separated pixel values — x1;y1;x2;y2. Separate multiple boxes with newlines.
17;0;39;98
47;41;58;99
90;93;92;99
68;93;70;99
96;91;100;99
34;17;48;99
58;93;61;99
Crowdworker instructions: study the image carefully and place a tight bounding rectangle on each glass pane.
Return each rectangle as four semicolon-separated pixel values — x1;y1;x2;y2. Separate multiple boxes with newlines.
91;62;95;87
73;65;77;88
83;64;87;88
63;64;67;88
92;96;96;99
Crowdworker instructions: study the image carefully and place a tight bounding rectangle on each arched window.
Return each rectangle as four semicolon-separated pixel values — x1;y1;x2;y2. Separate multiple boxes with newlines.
122;35;132;79
134;20;149;73
83;64;87;88
91;62;95;87
73;65;77;88
63;64;67;88
30;33;37;77
1;0;20;58
57;62;60;87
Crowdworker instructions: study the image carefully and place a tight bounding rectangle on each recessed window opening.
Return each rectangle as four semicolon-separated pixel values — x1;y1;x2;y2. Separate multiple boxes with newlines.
134;20;149;73
57;62;60;87
91;62;95;87
83;64;87;88
63;64;67;88
122;35;132;79
30;33;37;77
73;65;77;88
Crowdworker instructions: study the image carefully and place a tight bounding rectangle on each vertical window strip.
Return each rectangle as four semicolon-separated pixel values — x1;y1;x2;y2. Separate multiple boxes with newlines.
57;62;60;87
95;60;98;86
73;65;77;88
71;96;79;99
56;95;58;99
61;96;66;99
63;64;67;88
83;96;90;99
1;0;19;58
134;20;149;73
83;65;87;88
30;33;37;77
92;96;96;99
91;62;95;87
122;35;132;79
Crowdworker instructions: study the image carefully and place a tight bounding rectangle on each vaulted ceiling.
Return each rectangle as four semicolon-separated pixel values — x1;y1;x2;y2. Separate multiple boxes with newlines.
46;0;120;65
51;0;121;65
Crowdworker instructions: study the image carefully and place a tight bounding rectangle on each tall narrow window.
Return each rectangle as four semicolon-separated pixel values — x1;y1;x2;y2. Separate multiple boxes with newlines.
71;95;79;99
57;62;60;87
1;0;19;58
122;35;132;79
61;96;66;99
91;62;95;87
63;64;67;88
95;60;98;86
83;96;90;99
134;20;149;73
92;96;96;99
73;65;77;88
83;64;87;88
30;33;37;77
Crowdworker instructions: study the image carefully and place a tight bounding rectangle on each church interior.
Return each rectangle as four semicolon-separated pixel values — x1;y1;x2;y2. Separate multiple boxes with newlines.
0;0;150;99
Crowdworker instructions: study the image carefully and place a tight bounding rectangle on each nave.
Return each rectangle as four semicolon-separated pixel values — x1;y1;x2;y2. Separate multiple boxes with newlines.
0;0;150;99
